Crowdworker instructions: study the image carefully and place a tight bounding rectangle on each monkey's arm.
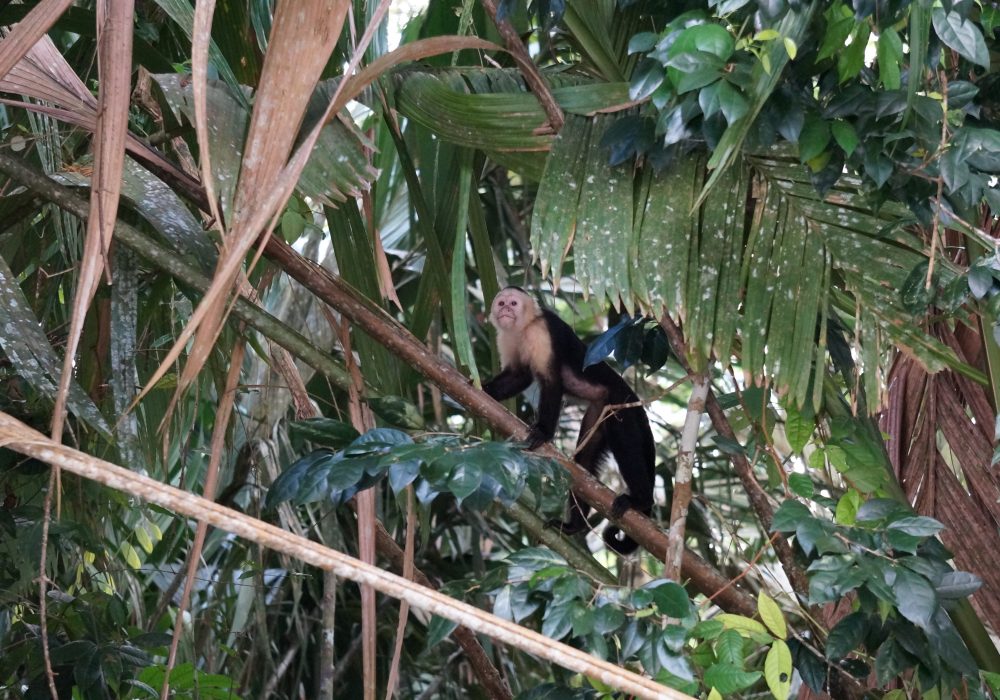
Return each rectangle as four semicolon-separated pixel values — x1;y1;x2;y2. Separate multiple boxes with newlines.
526;373;563;449
482;366;532;401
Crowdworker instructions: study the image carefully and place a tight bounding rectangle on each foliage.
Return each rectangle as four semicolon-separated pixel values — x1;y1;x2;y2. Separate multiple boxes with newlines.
1;0;999;696
266;426;567;513
773;498;983;695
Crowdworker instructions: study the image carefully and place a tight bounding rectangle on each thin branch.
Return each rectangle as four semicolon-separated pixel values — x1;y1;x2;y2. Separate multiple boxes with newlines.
478;0;564;132
658;314;811;600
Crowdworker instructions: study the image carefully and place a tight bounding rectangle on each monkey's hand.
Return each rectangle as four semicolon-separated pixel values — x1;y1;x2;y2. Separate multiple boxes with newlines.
524;424;551;450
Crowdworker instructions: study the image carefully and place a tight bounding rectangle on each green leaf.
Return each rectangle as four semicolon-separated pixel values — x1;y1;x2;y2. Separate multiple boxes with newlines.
876;28;902;90
826;611;866;660
886;516;944;538
764;639;793;699
672;23;735;61
757;591;786;640
649;581;694;618
830;120;859;156
369;396;425;430
874;639;911;686
835;489;861;525
931;9;990;68
788;473;814;498
288;418;361;449
771;500;812;532
592;604;627;634
893;568;938;629
838;23;870;82
630;58;666;101
448;464;483;505
717;80;749;125
704;663;762;694
715;613;769;637
628;31;658;54
783;404;813;452
798;115;831;163
426;615;459;648
715;629;746;665
935;571;982;599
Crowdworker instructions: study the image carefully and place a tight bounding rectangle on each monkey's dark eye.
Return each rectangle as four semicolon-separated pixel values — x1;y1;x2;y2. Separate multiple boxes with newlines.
511;301;517;306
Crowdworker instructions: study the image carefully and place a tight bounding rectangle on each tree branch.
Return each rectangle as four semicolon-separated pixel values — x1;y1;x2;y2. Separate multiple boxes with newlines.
263;234;756;616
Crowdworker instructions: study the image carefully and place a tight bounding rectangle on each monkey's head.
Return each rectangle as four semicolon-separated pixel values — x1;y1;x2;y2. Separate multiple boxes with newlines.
489;286;536;331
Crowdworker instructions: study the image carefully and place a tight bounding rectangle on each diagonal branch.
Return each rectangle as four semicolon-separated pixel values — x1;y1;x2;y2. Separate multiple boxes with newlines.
262;233;757;616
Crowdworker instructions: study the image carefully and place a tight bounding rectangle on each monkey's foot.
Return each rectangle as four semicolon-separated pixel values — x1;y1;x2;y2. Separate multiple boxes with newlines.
524;425;552;450
610;494;635;520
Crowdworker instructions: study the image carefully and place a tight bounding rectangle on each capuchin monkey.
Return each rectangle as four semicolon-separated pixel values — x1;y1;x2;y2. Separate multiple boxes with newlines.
482;286;656;555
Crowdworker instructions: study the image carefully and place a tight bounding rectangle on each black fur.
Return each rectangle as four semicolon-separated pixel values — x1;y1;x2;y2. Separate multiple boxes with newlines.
483;302;655;555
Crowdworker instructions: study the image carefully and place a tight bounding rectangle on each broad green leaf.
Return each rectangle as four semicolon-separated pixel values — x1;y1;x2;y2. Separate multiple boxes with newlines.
288;418;360;449
704;663;762;694
931;9;990;67
426;615;459;648
716;628;746;665
715;613;769;636
764;639;792;699
757;591;786;640
825;611;866;660
885;516;944;538
782;403;813;452
935;571;982;599
649;581;694;618
831;120;859;156
893;568;937;629
798;115;831;163
876;28;902;90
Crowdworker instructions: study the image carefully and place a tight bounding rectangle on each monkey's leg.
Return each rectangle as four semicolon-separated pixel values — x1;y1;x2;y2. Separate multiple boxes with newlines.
547;402;606;535
606;406;655;520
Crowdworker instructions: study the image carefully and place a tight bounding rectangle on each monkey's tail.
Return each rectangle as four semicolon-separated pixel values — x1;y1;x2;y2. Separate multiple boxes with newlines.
602;525;640;555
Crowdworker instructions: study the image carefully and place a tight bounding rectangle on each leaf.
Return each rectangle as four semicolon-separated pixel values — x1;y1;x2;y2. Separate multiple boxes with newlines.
672;23;735;61
425;615;458;648
584;315;633;367
757;591;787;640
288;418;360;449
782;404;813;452
716;629;746;665
771;500;813;532
764;639;793;699
369;396;425;430
935;571;982;599
931;9;990;68
448;464;484;505
876;28;902;90
630;57;666;101
798;115;831;162
715;613;769;637
388;460;422;494
703;663;762;694
830;120;859;156
825;611;867;660
717;80;749;125
967;265;994;299
788;473;814;498
649;581;694;618
886;516;944;538
893;568;938;629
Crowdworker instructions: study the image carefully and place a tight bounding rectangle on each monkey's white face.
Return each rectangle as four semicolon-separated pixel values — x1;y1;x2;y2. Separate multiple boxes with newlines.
490;289;530;330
